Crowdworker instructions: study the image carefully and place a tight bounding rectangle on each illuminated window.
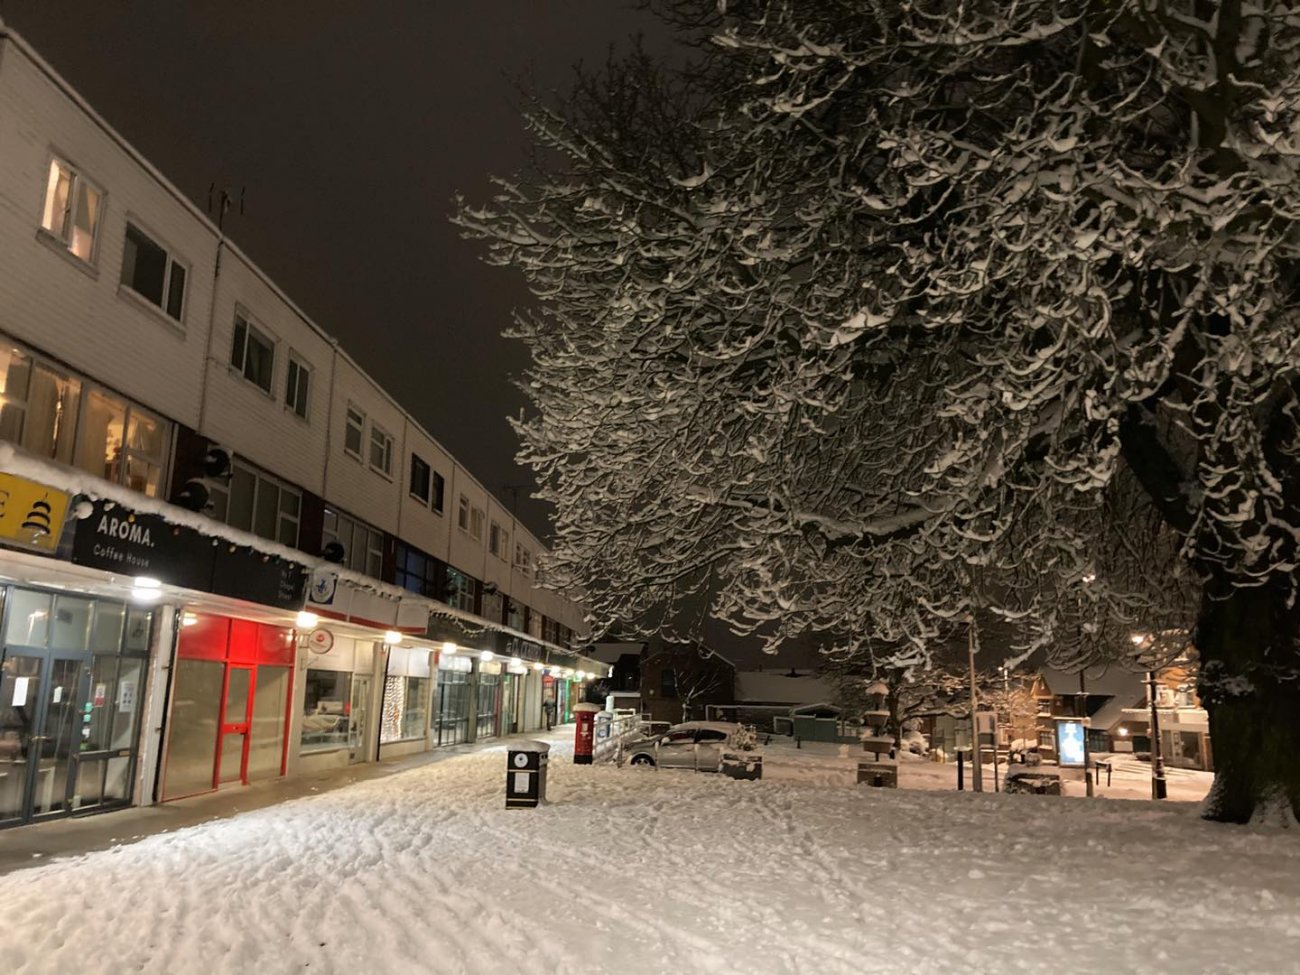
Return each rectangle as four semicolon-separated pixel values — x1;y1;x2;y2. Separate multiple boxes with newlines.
120;223;187;321
41;157;102;263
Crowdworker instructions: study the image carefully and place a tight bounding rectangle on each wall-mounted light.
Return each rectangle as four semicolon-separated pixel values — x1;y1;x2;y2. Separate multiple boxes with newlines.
442;641;458;654
533;661;544;671
181;612;199;627
480;650;495;662
296;610;319;629
133;576;162;591
384;630;402;645
510;657;522;669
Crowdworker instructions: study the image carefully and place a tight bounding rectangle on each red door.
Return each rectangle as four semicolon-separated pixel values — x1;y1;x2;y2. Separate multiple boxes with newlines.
216;665;256;786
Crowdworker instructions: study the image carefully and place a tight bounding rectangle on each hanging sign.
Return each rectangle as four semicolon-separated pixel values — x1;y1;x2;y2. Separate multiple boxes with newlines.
0;473;70;552
307;627;335;654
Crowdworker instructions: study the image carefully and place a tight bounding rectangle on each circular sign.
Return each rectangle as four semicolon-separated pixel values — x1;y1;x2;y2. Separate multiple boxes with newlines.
307;627;335;654
513;752;530;768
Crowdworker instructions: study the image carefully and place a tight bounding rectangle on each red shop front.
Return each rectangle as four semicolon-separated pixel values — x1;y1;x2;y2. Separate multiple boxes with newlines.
160;613;296;801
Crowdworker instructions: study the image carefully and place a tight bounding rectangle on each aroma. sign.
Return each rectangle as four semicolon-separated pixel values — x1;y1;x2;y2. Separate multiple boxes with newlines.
71;498;307;610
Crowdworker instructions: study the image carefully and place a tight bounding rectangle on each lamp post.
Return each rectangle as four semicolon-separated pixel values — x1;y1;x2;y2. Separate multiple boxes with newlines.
1132;633;1168;800
1146;669;1168;800
968;619;982;793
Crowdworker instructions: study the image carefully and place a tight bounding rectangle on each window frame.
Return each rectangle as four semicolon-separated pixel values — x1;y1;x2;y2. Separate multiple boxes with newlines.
207;457;301;547
322;506;384;578
284;352;312;421
119;218;189;324
431;471;445;515
409;453;431;505
229;310;276;396
343;403;366;461
39;154;104;266
369;422;394;478
489;520;508;560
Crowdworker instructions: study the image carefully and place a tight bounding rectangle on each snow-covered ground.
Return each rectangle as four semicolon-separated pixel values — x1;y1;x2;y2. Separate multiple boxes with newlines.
2;732;1296;974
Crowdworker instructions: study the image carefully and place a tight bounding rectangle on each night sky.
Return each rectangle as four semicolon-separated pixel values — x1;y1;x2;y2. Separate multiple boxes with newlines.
0;0;671;540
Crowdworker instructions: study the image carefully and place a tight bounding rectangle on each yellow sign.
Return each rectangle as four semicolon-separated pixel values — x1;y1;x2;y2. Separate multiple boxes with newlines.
0;473;70;552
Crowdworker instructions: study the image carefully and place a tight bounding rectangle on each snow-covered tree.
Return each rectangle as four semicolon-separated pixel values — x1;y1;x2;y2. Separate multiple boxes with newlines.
457;1;1300;823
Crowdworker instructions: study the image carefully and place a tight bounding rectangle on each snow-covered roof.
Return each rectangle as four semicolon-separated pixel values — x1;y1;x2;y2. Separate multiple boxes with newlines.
735;671;833;705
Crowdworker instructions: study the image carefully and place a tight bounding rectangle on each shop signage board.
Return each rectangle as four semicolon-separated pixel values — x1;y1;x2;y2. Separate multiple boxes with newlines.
72;500;216;591
0;472;71;552
211;542;307;610
499;635;544;661
71;498;307;610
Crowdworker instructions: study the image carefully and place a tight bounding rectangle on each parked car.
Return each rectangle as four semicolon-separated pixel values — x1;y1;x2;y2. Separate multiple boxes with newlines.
626;721;742;771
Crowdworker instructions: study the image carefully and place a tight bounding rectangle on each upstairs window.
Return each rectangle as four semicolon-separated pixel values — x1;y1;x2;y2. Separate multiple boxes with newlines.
489;520;508;559
120;223;187;322
285;354;311;419
41;158;102;263
470;505;484;540
514;542;532;574
432;471;445;514
444;566;475;613
0;344;170;498
369;424;393;477
230;313;274;394
457;494;470;532
323;507;384;578
344;403;365;459
209;458;301;547
409;454;431;504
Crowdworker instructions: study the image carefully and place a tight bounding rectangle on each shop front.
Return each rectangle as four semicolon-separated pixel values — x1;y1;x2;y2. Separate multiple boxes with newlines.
0;586;153;827
159;612;295;800
297;632;378;771
434;652;472;746
379;643;434;758
476;659;502;741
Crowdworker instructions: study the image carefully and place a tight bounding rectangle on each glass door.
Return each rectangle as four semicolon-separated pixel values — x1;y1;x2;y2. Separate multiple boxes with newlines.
0;653;42;825
31;654;90;819
217;665;254;786
348;675;370;763
0;650;91;824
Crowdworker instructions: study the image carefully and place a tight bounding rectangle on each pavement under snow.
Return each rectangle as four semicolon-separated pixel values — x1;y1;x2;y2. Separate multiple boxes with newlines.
1;732;1296;974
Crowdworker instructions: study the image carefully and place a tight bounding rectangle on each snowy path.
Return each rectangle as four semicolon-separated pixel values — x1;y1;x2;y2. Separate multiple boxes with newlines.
1;734;1297;974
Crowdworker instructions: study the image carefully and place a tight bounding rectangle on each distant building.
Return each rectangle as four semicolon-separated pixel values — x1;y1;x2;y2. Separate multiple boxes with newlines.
1030;667;1147;759
637;639;736;725
707;668;835;733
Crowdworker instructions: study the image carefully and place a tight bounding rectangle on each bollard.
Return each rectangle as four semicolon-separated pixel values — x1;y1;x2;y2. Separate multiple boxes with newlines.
957;749;965;791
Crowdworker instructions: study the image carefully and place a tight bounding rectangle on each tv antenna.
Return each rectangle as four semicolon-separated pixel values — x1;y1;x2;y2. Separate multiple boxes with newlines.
207;184;245;233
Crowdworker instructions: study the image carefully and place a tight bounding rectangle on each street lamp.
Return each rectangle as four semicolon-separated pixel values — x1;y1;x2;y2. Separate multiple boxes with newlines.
1131;633;1168;800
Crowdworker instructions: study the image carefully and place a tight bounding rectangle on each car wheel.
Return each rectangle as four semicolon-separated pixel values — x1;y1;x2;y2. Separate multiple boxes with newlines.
630;754;655;767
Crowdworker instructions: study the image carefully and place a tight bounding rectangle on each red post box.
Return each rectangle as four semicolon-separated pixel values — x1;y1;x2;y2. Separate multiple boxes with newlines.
573;703;601;765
